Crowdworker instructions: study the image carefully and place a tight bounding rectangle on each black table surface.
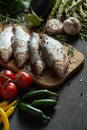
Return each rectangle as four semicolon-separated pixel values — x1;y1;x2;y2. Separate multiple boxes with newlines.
0;38;87;130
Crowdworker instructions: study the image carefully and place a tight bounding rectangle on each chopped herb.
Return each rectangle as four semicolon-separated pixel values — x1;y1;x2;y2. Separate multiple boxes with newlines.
67;46;74;56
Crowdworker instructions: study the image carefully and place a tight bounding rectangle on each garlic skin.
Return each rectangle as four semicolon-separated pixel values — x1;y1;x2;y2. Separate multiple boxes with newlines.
45;19;63;34
63;17;81;36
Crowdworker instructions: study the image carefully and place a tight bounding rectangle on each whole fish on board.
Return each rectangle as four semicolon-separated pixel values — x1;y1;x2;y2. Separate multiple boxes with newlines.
12;26;31;68
40;34;69;78
29;32;45;75
0;26;14;62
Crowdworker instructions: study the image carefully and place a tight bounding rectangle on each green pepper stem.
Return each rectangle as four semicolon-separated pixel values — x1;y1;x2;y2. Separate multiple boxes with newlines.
42;114;51;120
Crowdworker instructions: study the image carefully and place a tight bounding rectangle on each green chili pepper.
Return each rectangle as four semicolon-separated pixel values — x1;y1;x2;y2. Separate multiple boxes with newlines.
21;89;58;101
19;102;50;120
31;99;57;108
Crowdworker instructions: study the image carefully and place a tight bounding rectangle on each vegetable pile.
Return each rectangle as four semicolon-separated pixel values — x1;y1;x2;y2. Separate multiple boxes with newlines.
0;69;58;121
0;70;59;129
48;0;87;40
19;89;58;120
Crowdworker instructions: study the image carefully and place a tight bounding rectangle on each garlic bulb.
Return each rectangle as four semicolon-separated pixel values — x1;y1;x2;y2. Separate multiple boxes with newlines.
63;17;81;36
45;19;63;34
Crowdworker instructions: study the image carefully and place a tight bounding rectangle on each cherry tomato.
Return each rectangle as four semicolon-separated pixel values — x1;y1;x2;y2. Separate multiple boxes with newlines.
0;70;15;84
0;82;18;100
15;72;32;89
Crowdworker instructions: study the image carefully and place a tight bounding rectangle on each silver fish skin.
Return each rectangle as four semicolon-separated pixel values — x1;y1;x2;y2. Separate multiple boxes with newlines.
12;26;30;68
29;32;45;75
40;34;69;78
0;26;14;62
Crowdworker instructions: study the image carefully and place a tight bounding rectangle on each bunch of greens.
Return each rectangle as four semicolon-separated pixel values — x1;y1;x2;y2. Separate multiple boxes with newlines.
0;0;31;23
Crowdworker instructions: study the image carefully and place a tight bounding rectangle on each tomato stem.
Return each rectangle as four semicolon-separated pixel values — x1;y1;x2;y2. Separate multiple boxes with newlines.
1;71;14;82
3;83;8;88
1;70;15;84
14;74;23;86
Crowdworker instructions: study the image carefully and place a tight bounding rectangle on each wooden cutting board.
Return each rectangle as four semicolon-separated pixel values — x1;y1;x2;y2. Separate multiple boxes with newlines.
0;45;84;89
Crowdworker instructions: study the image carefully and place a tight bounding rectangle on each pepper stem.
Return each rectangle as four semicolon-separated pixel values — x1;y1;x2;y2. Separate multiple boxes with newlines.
42;114;51;120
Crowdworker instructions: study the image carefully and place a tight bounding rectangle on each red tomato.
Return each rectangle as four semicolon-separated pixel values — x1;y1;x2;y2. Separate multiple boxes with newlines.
15;72;32;89
0;70;15;84
0;82;18;100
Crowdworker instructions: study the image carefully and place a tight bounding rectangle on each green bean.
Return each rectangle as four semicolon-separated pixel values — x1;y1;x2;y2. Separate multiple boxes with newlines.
67;0;85;13
72;9;80;19
57;0;71;19
79;4;86;18
83;3;87;10
65;0;76;15
48;0;62;19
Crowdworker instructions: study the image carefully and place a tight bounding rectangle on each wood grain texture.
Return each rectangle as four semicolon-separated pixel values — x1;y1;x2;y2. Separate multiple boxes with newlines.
0;45;84;89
